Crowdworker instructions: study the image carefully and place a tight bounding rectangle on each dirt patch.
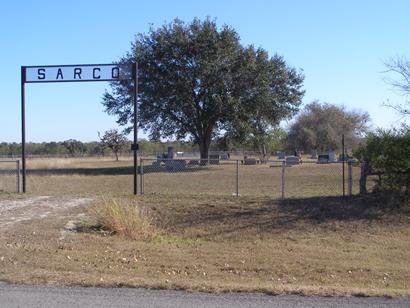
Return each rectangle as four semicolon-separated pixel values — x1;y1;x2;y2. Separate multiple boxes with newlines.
0;196;93;230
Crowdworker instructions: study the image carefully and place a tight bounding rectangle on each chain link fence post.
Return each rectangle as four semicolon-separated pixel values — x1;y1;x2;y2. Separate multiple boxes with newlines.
236;159;239;197
281;161;285;199
16;160;20;193
140;159;144;195
348;161;353;196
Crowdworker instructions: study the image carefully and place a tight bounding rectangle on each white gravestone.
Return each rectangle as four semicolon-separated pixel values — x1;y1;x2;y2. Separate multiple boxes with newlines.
328;150;337;163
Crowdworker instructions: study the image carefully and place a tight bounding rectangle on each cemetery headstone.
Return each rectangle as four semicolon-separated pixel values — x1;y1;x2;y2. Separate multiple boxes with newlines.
286;156;300;166
318;154;330;164
165;159;186;171
328;150;337;163
220;153;229;160
152;160;161;168
277;151;286;159
209;154;220;165
244;158;257;165
167;146;174;159
338;154;347;162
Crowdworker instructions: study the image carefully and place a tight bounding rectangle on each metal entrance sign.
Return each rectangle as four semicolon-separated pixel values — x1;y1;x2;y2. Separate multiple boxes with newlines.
24;64;132;83
21;63;139;194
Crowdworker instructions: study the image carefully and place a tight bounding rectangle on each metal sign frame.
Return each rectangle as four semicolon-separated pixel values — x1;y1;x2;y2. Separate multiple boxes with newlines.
21;63;139;195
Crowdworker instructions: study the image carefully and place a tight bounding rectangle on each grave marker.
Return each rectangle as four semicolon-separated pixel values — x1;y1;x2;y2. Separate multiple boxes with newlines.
286;156;300;166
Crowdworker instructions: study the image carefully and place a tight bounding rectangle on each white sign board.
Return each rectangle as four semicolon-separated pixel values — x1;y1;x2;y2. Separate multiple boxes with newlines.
24;64;133;83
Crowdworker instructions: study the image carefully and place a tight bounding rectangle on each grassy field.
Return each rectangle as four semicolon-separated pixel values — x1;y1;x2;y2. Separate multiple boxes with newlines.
0;194;409;296
1;156;406;296
0;160;20;193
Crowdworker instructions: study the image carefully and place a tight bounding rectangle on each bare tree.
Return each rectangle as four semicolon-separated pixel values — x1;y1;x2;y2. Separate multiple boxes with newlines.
98;129;128;161
383;56;410;116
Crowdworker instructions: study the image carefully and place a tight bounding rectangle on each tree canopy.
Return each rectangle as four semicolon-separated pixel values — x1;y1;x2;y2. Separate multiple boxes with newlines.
285;101;370;153
103;18;304;158
62;139;87;157
354;125;410;205
98;129;128;161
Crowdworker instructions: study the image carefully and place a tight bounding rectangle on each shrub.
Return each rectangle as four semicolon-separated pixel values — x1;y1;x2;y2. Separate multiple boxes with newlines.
90;198;156;239
355;125;410;206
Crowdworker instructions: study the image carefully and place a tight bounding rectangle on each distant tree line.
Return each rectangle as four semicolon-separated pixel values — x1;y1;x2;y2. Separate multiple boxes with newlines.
0;101;371;159
0;139;198;157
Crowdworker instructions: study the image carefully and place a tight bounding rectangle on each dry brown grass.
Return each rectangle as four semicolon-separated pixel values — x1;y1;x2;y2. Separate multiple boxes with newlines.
0;193;409;296
21;157;365;198
26;156;134;170
90;198;156;240
0;157;401;296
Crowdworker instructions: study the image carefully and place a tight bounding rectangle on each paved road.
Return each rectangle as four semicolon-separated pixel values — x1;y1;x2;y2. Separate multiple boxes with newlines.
0;283;409;308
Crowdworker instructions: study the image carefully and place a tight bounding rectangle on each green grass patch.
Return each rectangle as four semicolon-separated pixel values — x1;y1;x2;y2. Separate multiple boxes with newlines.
151;234;200;247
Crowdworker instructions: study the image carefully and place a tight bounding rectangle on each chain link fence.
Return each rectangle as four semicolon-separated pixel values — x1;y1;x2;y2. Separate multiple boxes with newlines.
140;158;238;196
0;160;20;193
4;156;364;198
139;158;360;199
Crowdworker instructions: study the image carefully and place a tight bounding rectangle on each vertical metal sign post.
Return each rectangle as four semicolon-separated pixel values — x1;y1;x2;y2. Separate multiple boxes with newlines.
342;134;345;197
20;63;135;194
132;62;139;195
21;67;26;193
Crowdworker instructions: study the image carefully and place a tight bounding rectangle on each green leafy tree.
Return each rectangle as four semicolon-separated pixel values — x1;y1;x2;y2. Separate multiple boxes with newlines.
62;139;86;157
86;141;106;156
244;127;286;162
355;126;410;205
98;129;128;161
285;101;370;153
102;18;304;159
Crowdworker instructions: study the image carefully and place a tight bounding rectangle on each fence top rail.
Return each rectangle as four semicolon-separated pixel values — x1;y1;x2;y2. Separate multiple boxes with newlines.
0;160;19;163
140;158;355;163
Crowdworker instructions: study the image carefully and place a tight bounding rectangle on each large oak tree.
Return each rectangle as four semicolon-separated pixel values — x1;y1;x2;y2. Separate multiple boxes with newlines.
103;18;304;159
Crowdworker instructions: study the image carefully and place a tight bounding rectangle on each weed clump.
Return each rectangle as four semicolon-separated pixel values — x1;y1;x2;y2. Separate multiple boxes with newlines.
90;198;156;240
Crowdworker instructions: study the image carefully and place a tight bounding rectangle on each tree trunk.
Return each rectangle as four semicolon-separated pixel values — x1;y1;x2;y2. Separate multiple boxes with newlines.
262;144;267;163
199;144;208;160
115;151;119;161
198;132;212;163
359;161;368;194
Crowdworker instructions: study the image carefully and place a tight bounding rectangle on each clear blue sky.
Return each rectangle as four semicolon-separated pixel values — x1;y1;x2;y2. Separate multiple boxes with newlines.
1;0;409;142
